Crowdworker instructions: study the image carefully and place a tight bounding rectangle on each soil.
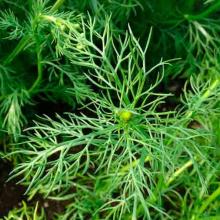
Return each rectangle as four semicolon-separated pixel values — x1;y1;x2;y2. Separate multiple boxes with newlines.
0;160;26;217
0;159;68;219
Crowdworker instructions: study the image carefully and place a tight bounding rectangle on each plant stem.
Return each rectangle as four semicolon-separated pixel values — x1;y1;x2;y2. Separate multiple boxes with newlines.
120;156;151;174
198;185;220;215
3;35;30;66
167;159;194;185
185;1;220;21
202;79;219;100
28;45;43;94
50;0;65;13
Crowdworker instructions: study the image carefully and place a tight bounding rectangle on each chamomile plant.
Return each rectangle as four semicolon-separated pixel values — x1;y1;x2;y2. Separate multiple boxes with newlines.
1;0;220;220
6;16;215;219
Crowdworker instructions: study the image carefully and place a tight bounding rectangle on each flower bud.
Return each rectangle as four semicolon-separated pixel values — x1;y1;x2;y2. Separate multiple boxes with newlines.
118;110;132;122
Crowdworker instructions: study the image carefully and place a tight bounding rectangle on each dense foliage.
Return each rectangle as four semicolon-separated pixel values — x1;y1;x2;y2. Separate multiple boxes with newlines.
0;0;220;219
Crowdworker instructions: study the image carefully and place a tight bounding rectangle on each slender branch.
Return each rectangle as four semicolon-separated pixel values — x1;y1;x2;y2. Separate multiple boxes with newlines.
198;185;220;215
50;0;65;13
28;44;43;94
167;159;194;185
185;1;220;21
3;35;30;66
120;156;151;174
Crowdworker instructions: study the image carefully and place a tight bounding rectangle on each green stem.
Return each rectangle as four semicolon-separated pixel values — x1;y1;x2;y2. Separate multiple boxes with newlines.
50;0;65;12
119;156;151;174
167;159;194;185
198;185;220;215
33;202;39;220
3;35;30;66
201;79;219;100
185;1;220;21
28;46;43;94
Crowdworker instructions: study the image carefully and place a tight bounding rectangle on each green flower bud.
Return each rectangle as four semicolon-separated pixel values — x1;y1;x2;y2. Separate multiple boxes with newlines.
118;109;133;122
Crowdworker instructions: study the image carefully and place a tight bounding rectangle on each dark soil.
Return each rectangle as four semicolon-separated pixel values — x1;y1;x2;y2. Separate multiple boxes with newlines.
0;159;67;219
0;160;26;217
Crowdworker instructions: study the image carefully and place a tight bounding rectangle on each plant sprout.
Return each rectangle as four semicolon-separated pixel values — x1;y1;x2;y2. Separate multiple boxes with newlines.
0;0;220;219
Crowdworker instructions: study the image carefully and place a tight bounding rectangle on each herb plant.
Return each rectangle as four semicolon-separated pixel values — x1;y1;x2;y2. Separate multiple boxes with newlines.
0;0;220;219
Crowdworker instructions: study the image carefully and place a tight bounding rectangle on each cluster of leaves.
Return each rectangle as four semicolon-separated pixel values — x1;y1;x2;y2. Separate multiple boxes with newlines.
0;0;220;219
